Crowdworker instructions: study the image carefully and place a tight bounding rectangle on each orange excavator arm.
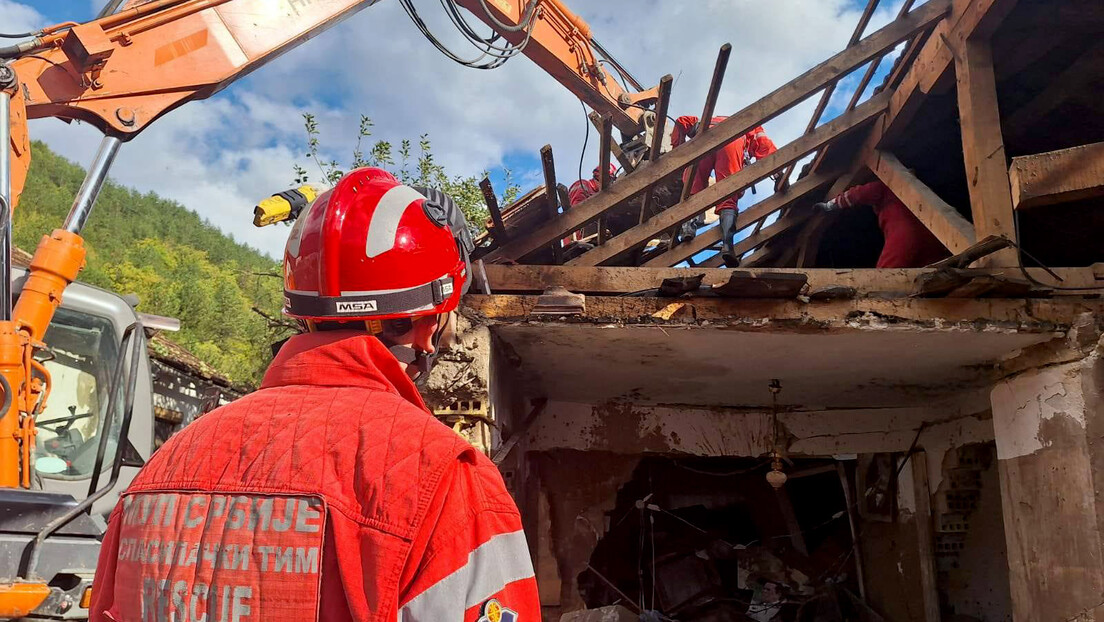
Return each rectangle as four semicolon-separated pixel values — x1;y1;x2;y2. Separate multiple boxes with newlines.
0;0;656;490
4;0;655;210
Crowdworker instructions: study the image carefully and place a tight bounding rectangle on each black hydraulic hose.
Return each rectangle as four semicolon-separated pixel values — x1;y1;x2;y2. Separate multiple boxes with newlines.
85;323;138;499
22;325;144;579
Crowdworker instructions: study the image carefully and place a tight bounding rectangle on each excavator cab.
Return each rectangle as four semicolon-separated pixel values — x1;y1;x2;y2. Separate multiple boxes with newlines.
0;270;154;620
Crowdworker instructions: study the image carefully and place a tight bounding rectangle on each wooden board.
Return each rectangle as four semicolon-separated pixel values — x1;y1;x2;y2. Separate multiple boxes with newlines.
955;38;1018;266
869;150;976;254
1009;141;1104;210
480;264;1101;296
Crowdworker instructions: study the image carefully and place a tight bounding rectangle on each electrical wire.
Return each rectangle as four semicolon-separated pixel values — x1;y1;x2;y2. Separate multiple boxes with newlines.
1011;210;1104;291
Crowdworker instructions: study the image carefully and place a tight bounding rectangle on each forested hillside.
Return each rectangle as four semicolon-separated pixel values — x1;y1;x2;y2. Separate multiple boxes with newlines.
15;141;290;386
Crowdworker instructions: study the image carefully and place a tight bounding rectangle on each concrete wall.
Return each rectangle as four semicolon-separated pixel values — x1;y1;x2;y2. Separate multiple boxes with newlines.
991;341;1104;621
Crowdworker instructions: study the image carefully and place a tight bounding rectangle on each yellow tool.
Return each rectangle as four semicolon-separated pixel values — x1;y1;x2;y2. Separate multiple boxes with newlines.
253;185;318;227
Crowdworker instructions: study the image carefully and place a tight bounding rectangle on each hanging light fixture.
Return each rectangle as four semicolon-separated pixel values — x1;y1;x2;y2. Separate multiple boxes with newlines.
766;379;787;489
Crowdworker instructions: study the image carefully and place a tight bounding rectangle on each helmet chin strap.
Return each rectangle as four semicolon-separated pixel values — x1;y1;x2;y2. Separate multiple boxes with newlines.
383;314;449;386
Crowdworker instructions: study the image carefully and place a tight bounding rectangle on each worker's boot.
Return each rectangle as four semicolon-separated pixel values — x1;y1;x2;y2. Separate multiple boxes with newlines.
721;241;740;268
719;209;739;267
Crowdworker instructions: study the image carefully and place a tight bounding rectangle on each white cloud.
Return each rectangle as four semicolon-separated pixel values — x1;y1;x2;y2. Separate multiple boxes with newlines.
11;0;891;258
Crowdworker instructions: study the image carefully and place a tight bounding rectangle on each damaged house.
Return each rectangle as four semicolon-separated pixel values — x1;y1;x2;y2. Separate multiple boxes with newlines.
433;0;1104;619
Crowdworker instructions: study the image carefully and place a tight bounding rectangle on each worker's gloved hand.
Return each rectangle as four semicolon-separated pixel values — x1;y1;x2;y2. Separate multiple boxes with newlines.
814;199;838;212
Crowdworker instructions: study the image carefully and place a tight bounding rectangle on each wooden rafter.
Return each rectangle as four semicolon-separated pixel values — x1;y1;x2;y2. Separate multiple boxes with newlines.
1009;141;1104;210
569;94;890;266
955;37;1018;266
868;150;977;254
697;210;811;268
483;0;951;264
643;168;837;267
879;0;1020;148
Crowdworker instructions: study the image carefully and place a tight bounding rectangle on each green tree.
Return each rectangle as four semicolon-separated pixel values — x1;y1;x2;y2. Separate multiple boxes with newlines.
293;113;519;232
16;142;290;386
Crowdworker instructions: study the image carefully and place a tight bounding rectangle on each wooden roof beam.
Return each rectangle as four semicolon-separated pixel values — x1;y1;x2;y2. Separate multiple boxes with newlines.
955;37;1018;266
569;93;890;266
1009;141;1104;210
869;150;977;254
642;168;837;267
483;0;951;264
880;0;1020;147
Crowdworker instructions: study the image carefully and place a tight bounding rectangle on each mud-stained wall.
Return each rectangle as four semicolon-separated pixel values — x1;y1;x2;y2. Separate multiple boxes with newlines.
532;450;639;617
991;351;1104;621
528;396;994;492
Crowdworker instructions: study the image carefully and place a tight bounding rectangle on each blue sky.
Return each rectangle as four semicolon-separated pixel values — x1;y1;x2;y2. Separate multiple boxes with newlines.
6;0;906;258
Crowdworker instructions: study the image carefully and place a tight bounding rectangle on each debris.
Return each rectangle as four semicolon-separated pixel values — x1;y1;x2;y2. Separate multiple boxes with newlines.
532;286;585;316
658;274;704;297
711;271;808;298
808;285;857;301
559;605;638;622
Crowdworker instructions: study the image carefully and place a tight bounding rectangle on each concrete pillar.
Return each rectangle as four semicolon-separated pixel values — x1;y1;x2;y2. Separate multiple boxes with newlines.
990;347;1104;621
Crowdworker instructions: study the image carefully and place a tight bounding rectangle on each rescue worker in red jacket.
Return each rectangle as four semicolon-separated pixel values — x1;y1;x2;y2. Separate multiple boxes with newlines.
89;168;541;622
814;180;951;268
672;115;778;265
568;163;617;207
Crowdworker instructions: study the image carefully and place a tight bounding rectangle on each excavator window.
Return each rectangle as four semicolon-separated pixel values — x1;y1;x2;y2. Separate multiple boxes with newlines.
33;308;122;481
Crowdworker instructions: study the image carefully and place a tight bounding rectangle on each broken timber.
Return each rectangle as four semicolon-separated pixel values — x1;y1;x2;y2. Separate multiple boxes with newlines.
1009;141;1104;210
483;0;951;264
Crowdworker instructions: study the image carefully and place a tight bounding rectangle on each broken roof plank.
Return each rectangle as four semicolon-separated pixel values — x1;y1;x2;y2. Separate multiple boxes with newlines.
711;271;808;298
869;149;976;254
643;168;838;267
478;264;1101;295
1009;141;1104;210
570;94;890;266
484;0;951;264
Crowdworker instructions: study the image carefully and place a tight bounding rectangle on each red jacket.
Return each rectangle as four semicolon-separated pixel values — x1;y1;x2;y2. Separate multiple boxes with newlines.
835;181;950;268
672;116;777;212
89;331;540;622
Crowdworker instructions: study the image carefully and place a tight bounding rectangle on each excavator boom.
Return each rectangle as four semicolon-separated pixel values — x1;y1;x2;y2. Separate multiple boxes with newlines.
5;0;654;209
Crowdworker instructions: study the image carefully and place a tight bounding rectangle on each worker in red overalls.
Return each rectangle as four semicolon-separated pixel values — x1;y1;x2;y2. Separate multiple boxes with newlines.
815;180;951;268
672;116;778;266
89;168;540;621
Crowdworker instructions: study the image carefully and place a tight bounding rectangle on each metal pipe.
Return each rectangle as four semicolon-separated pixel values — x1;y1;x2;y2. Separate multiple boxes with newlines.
64;136;121;234
0;88;11;321
591;37;644;91
23;325;143;579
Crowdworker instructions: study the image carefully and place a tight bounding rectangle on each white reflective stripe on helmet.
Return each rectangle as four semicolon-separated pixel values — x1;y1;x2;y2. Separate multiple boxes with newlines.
397;530;534;622
366;184;427;258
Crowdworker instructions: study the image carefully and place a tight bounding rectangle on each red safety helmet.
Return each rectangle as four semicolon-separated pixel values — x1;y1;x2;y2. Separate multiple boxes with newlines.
283;167;472;325
592;163;618;180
